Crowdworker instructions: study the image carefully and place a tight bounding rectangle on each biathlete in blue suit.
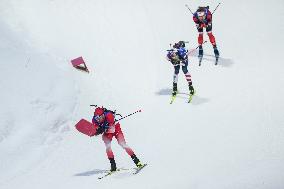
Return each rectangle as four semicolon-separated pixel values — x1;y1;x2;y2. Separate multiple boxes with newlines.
166;41;194;96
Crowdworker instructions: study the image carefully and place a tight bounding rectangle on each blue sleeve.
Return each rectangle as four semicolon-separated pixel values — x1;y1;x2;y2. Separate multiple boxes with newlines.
167;52;171;60
178;48;188;60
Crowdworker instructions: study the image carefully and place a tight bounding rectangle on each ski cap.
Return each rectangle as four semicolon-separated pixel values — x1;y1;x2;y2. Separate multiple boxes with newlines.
94;107;104;116
173;41;185;49
173;43;180;49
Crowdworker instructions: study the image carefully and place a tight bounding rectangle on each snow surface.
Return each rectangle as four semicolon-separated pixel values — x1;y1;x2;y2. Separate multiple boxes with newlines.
0;0;284;188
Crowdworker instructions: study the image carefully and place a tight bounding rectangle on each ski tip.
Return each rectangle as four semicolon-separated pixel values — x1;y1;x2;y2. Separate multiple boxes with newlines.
133;164;148;175
215;59;219;65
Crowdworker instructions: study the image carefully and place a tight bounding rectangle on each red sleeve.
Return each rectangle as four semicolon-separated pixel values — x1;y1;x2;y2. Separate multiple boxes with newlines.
207;10;212;23
105;112;115;125
193;16;199;24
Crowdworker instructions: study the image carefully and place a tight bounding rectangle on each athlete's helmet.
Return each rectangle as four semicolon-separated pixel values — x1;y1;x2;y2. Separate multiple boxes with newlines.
173;41;185;49
173;43;180;49
178;41;185;48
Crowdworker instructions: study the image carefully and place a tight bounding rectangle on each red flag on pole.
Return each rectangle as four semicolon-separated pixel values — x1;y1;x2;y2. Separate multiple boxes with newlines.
71;56;89;73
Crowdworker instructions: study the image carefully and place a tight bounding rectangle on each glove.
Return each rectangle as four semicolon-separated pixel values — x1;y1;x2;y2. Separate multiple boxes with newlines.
172;60;180;65
95;126;104;135
196;24;201;29
171;56;180;65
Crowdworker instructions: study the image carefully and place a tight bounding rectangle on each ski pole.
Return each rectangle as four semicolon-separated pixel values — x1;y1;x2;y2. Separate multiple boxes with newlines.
185;4;194;15
115;110;142;122
212;3;221;15
187;41;207;55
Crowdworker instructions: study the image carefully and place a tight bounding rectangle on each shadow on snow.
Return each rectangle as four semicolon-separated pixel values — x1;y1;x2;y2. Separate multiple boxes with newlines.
74;169;108;176
156;88;210;105
188;49;235;68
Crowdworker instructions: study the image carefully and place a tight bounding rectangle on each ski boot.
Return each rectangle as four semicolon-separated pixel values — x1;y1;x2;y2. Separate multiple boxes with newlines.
213;45;219;57
188;84;195;103
131;154;143;168
198;45;203;66
172;82;178;96
109;158;117;172
198;45;203;57
189;84;195;95
213;45;219;65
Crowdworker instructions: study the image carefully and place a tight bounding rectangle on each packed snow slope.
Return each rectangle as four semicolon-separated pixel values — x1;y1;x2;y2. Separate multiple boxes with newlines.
0;0;284;189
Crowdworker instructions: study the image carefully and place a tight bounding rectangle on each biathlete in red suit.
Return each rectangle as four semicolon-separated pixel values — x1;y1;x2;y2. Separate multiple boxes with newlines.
193;6;219;57
92;107;143;171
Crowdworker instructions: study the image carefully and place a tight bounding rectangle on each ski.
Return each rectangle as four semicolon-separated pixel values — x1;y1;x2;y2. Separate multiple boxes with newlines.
188;90;195;103
98;171;115;179
98;164;147;179
98;169;122;179
171;92;195;103
170;94;177;104
133;164;147;175
198;45;204;66
98;171;113;179
188;94;193;103
198;55;203;66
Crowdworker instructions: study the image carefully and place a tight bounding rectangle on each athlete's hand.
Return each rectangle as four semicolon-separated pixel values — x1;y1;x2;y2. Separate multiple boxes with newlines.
95;127;104;135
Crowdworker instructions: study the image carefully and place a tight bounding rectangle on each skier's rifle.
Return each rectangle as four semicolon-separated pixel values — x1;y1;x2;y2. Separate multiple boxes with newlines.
167;49;174;52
